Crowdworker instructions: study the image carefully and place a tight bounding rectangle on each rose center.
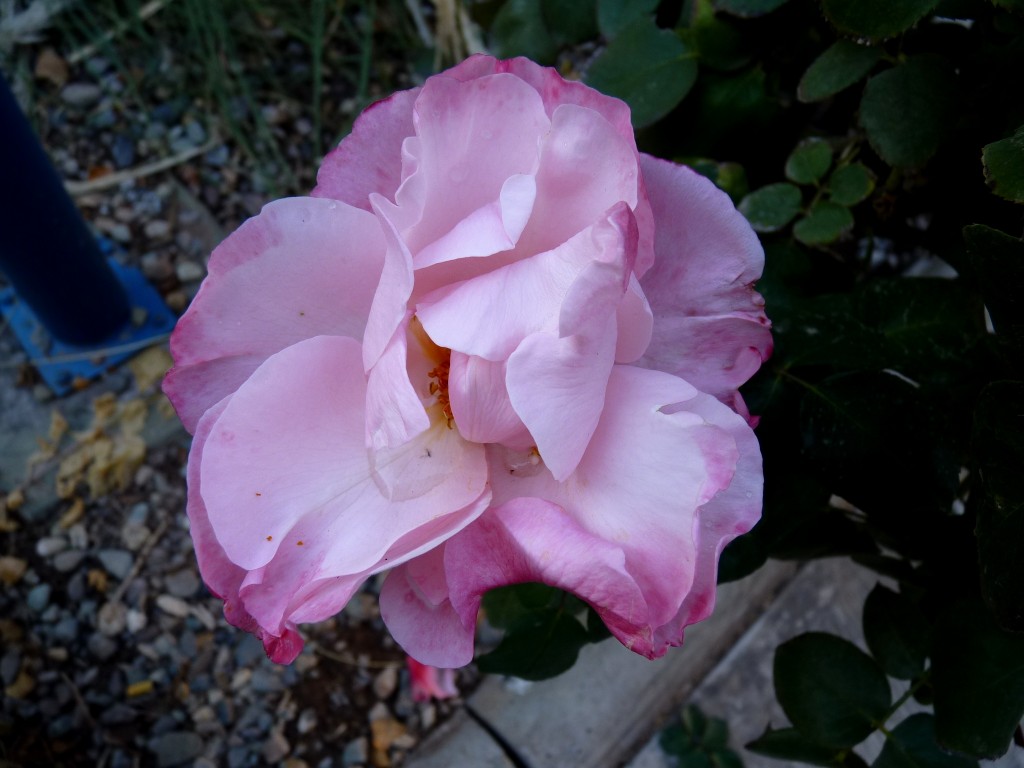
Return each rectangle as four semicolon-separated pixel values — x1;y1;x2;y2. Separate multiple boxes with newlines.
427;351;454;429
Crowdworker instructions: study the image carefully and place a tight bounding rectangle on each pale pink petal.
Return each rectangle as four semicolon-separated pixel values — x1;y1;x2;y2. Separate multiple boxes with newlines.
164;197;385;433
650;390;763;650
444;55;634;146
200;336;488;574
414;173;536;269
513;104;640;260
393;72;549;257
312;87;419;207
637;154;771;402
380;545;472;668
447;353;531;447
416;204;635;362
490;365;745;654
365;314;430;450
615;274;654;363
505;317;617;482
363;197;415;370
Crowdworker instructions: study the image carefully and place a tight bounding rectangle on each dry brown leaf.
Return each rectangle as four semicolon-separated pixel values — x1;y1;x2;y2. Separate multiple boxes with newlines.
58;497;85;529
0;556;28;587
34;47;68;86
129;346;173;392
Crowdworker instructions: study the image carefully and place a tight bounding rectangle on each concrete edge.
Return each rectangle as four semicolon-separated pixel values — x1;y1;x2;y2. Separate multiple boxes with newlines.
406;560;799;768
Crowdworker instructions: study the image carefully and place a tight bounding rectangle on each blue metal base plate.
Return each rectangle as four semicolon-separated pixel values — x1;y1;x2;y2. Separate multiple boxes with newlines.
0;256;177;397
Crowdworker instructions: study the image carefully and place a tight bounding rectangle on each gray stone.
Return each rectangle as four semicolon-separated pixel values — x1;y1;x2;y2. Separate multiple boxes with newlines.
27;583;51;612
98;601;128;636
164;569;200;598
250;668;283;694
144;219;171;240
53;550;86;572
156;594;190;618
87;632;118;661
262;728;290;763
341;737;368;767
52;616;79;644
1;650;20;685
36;536;67;557
62;82;102;108
97;549;134;580
149;731;204;767
373;666;398;700
112;134;135;169
175;260;205;283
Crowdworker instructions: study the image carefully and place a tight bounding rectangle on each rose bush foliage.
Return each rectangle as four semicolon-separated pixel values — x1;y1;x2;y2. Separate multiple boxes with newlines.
163;55;771;668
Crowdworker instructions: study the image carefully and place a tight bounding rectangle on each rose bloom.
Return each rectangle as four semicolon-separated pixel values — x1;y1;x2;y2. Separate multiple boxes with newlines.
163;55;771;668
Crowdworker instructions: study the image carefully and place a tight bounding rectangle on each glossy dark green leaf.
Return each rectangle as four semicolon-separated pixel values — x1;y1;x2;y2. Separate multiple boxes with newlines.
786;139;834;184
585;16;698;128
972;381;1024;632
490;0;559;62
982;125;1024;203
798;40;883;102
597;0;658;38
585;605;613;641
793;201;854;246
774;632;891;748
862;585;930;679
822;0;940;40
932;598;1024;757
714;0;792;17
874;714;978;768
860;56;958;168
738;182;802;232
476;607;590;680
661;706;741;767
747;727;848;766
690;3;750;71
828;163;876;205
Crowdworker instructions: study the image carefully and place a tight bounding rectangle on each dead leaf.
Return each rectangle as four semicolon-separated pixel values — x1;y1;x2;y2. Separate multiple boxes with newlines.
128;346;173;392
0;556;28;586
58;497;85;529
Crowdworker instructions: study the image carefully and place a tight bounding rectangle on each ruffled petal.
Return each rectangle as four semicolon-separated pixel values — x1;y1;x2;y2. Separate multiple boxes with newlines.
363;197;416;370
447;353;531;447
201;335;489;574
490;365;746;655
164;197;385;433
312;87;419;207
392;72;549;257
637;154;772;402
365;314;430;450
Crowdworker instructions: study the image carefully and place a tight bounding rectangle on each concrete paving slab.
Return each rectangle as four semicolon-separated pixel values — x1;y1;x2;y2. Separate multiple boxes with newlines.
407;560;798;768
404;710;517;768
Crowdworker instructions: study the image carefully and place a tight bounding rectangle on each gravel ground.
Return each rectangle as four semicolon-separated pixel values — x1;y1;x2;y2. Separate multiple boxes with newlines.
0;16;478;767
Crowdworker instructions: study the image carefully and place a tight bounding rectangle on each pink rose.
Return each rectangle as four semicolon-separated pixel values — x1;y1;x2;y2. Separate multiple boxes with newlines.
407;657;458;702
163;55;771;666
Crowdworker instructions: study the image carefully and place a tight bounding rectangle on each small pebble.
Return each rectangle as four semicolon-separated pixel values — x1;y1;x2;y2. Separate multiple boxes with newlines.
36;536;68;557
149;731;204;768
87;633;118;661
61;82;102;107
126;609;148;633
98;601;128;636
122;522;152;551
164;569;200;598
27;584;52;612
144;219;171;240
341;737;368;767
98;549;135;580
156;594;190;618
112;134;135;168
175;260;205;282
0;556;27;586
373;666;398;700
262;728;290;763
297;708;317;735
53;550;86;572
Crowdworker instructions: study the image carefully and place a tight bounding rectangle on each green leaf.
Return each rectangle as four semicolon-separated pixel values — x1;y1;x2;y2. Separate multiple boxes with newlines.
862;585;930;680
793;201;853;246
798;40;883;103
738;182;802;232
786;139;834;184
585;16;698;128
828;163;876;205
684;157;750;203
822;0;940;40
774;633;892;748
597;0;658;38
661;707;742;768
490;0;559;62
747;727;848;767
982;125;1024;203
476;607;591;680
972;381;1024;632
691;9;750;72
932;598;1024;757
874;714;978;768
714;0;792;17
859;56;958;168
482;582;562;630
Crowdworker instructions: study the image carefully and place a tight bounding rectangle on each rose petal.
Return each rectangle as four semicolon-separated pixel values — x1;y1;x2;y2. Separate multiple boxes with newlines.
447;353;531;447
313;87;419;207
365;313;430;450
201;336;488;574
615;274;654;363
392;72;549;257
637;154;772;402
363;197;416;370
491;365;744;652
164;197;385;433
505;318;617;482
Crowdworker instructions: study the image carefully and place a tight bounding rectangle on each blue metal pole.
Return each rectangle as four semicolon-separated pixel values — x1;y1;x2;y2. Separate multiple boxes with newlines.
0;72;131;345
